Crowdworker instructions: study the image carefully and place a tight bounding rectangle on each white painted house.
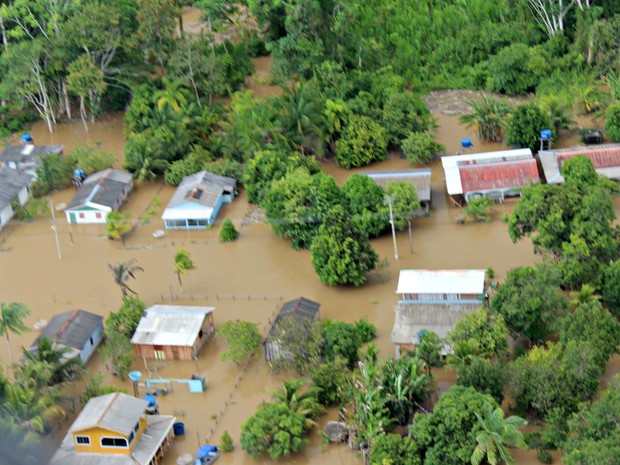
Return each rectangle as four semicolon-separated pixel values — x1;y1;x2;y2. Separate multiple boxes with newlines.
65;169;133;224
0;168;34;230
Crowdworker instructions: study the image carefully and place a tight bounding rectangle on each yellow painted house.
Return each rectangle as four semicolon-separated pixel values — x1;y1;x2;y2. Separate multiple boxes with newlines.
50;392;175;465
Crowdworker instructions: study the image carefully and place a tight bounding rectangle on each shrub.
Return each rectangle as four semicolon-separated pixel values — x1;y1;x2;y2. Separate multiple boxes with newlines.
605;102;620;141
487;43;548;95
401;132;445;165
486;267;495;279
506;103;551;152
537;450;553;464
220;431;234;452
355;318;377;343
335;115;387;168
219;218;239;242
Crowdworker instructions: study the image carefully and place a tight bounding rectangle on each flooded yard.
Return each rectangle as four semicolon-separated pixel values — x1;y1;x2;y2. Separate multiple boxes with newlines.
1;59;613;465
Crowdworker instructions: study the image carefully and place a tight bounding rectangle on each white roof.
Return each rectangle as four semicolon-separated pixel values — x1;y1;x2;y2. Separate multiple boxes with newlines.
441;149;532;195
161;206;213;220
131;305;214;347
396;269;486;295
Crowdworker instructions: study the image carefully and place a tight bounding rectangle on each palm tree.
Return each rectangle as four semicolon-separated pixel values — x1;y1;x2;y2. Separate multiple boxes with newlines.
271;378;322;428
569;283;601;308
323;98;350;155
0;302;31;369
1;382;66;433
153;77;190;113
539;96;575;135
460;95;510;143
279;82;325;153
22;337;82;385
471;402;527;465
174;249;195;293
109;259;144;297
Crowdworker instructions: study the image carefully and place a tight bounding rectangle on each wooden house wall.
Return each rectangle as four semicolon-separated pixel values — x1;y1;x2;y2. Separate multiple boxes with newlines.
73;417;146;455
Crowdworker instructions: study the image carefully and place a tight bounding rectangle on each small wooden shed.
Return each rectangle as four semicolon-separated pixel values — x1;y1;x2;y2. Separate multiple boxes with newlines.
131;305;215;361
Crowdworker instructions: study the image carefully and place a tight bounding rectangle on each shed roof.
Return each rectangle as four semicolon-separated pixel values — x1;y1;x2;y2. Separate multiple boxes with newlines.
0;168;34;210
66;169;133;210
396;269;486;295
69;392;147;436
363;169;432;202
267;297;320;339
441;149;532;195
131;305;215;347
540;144;620;183
458;158;540;193
32;310;103;351
0;143;63;163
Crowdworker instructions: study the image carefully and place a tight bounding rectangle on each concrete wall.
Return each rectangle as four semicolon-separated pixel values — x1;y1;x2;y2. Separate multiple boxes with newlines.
79;322;104;365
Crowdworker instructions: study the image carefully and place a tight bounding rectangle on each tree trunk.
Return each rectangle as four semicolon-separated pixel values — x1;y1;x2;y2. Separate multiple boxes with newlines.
5;331;13;371
0;17;8;53
178;12;184;38
63;81;72;120
79;95;88;131
177;271;183;293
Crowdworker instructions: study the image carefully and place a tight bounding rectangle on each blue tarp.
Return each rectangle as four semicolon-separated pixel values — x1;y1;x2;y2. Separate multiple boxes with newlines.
196;445;218;458
143;395;157;407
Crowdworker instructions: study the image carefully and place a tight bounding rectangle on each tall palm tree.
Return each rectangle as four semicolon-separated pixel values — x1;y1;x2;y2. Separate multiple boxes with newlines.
279;82;324;153
109;259;144;297
0;302;31;369
471;402;527;465
1;382;66;433
174;249;195;293
460;95;510;143
153;77;190;113
22;337;83;385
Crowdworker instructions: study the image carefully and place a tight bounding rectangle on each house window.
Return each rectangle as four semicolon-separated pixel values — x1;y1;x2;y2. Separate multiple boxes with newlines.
101;437;128;448
95;212;102;219
75;436;90;445
90;337;94;345
128;431;135;445
134;422;140;433
79;213;85;219
154;345;165;360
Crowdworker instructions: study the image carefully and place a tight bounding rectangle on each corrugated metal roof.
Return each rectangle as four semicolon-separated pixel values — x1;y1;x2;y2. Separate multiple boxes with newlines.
68;392;147;436
66;169;133;210
396;269;486;294
441;149;532;195
363;169;432;202
131;305;214;347
0;168;34;211
31;310;103;351
52;413;175;465
266;297;320;340
540;144;620;184
458;158;540;193
0;144;63;163
163;171;236;215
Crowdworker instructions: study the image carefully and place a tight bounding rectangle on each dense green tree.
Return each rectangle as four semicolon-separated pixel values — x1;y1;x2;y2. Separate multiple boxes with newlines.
455;356;505;404
67;54;107;128
563;376;620;465
243;150;321;204
124;84;157;135
559;300;620;367
506;103;550;152
384;182;420;230
310;358;350;407
153;77;190;113
602;260;620;317
22;337;82;385
471;402;527;465
66;144;116;174
271;378;322;426
416;331;444;375
219;218;239;242
108;259;144;298
164;147;212;185
381;93;432;146
135;0;176;69
490;265;567;341
32;153;73;197
106;296;146;337
322;321;362;368
508;341;602;418
412;385;497;465
342;174;389;237
335;115;387;168
263;168;341;249
322;98;350;155
100;331;134;380
310;205;377;286
448;307;509;359
460;95;510;143
0;303;30;368
105;211;133;246
269;317;323;375
487;43;548;95
218;320;261;364
1;380;66;433
605;102;620;141
401;131;446;165
240;401;310;459
278;82;324;152
370;434;421;465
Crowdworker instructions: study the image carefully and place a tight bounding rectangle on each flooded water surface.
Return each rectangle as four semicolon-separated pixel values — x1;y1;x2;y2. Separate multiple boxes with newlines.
2;78;613;465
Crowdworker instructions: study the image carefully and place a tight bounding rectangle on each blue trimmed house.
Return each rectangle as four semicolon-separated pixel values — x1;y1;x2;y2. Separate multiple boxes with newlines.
161;171;237;229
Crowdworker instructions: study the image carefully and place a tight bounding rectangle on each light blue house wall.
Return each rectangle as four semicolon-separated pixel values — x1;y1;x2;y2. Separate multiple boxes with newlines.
78;320;104;365
163;195;226;230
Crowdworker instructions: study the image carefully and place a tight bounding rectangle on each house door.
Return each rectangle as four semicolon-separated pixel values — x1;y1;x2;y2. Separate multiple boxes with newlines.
69;212;76;223
172;347;179;359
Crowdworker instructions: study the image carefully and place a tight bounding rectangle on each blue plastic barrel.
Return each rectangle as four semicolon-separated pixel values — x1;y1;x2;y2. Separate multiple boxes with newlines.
540;129;552;140
173;422;185;436
21;134;33;143
461;138;473;149
143;395;157;407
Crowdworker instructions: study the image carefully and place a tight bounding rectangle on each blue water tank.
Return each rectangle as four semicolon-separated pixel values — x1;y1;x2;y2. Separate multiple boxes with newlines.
461;138;473;149
128;371;142;383
540;129;552;140
173;422;185;436
21;134;33;143
143;395;157;407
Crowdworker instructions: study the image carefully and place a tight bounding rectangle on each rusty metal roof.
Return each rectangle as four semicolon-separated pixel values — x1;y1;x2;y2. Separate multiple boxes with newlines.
458;158;540;193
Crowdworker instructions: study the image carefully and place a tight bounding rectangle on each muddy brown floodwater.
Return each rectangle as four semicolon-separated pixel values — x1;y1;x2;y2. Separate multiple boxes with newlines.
1;59;615;465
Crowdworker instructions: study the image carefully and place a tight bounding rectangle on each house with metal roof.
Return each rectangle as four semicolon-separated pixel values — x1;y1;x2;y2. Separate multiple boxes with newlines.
0;168;34;230
161;171;237;229
363;169;432;213
264;297;320;363
391;270;486;357
50;392;175;465
64;169;133;224
539;144;620;184
28;309;103;365
0;142;63;176
131;305;215;361
441;149;539;204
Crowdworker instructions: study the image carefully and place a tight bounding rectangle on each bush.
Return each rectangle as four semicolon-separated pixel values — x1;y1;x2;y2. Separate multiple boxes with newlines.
354;318;377;343
605;102;620;142
12;198;48;221
401;132;445;165
219;218;239;242
335;115;387;168
537;450;553;464
487;43;548;95
220;431;234;452
506;103;551;152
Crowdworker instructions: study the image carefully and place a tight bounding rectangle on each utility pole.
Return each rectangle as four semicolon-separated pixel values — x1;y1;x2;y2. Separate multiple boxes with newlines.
49;200;62;260
408;220;413;254
386;196;399;260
